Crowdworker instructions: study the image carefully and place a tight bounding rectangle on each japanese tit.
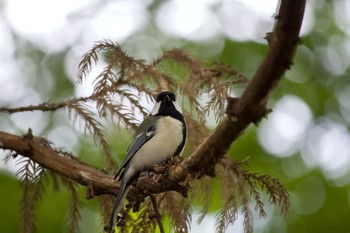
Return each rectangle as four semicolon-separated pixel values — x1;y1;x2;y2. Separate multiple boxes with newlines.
106;91;187;233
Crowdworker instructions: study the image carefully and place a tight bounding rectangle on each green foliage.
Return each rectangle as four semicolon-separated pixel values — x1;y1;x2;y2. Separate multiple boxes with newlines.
0;173;21;233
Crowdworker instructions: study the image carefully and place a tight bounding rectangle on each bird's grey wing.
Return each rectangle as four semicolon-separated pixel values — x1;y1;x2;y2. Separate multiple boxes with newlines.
114;125;156;180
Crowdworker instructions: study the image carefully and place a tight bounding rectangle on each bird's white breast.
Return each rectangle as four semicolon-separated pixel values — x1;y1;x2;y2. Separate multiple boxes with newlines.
130;116;183;172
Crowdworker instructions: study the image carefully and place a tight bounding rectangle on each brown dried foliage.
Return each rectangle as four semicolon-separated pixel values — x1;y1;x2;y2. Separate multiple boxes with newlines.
1;40;291;233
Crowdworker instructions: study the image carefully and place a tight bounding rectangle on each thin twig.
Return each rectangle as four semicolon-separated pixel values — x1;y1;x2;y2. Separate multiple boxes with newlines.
0;97;91;114
150;195;165;233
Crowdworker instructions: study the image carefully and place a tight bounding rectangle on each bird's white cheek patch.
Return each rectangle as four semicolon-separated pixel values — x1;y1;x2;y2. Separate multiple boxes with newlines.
150;102;161;116
131;116;183;171
173;101;183;114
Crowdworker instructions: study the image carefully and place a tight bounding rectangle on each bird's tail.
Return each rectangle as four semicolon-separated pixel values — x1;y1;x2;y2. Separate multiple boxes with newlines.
105;179;129;233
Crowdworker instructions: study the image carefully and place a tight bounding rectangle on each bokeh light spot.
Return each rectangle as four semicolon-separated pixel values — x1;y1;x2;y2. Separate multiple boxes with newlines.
156;0;220;41
258;95;313;157
301;118;350;179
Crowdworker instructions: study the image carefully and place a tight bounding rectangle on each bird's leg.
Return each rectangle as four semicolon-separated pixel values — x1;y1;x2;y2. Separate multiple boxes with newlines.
150;155;183;182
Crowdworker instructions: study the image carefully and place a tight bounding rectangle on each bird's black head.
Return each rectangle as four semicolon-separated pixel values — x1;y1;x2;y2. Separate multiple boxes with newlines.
150;91;183;119
156;91;176;103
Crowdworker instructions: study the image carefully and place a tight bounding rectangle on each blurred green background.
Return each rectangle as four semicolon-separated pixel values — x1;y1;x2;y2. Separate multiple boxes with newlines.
1;0;350;232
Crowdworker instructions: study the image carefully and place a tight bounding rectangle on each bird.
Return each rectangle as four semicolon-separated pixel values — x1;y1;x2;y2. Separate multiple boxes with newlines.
105;91;187;233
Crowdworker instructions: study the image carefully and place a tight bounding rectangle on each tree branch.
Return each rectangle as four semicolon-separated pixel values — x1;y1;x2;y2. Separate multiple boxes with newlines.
182;0;305;177
0;130;118;196
0;97;90;114
0;0;305;203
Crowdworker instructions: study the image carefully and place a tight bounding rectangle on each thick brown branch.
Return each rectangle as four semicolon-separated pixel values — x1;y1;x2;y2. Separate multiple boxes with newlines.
182;0;305;177
0;129;190;197
0;131;118;196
